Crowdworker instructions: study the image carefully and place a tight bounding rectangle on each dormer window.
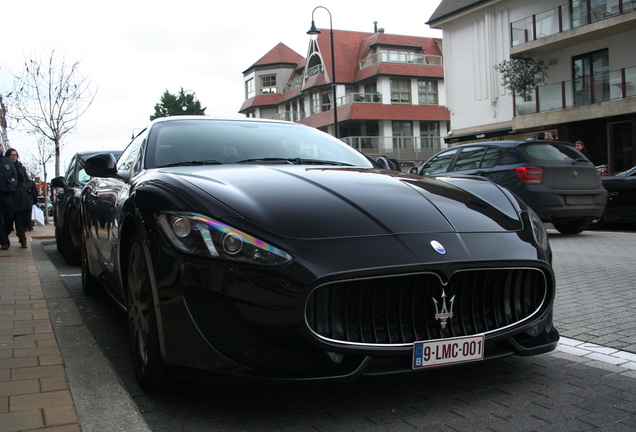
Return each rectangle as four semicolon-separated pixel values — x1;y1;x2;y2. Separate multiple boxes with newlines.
261;75;277;94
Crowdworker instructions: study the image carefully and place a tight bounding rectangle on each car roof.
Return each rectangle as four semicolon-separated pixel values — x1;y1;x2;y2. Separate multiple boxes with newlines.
449;140;573;149
149;115;292;126
73;150;122;157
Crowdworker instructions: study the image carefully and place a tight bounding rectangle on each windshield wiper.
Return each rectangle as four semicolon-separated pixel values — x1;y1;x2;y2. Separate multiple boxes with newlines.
159;159;222;167
236;157;353;166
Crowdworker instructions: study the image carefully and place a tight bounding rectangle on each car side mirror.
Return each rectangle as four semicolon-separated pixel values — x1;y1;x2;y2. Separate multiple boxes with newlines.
409;167;419;175
84;153;118;178
51;176;68;189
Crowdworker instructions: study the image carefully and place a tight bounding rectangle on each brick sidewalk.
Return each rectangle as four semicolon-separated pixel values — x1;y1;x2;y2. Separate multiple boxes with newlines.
0;225;79;432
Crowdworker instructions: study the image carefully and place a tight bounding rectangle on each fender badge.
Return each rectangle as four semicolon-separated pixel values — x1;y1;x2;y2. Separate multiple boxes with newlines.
430;240;446;254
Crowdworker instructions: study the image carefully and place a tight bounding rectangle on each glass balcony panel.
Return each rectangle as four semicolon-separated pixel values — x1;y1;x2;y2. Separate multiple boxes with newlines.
624;0;636;12
535;8;561;39
608;70;624;100
573;77;592;106
538;83;562;111
515;93;537;115
570;0;589;29
511;17;533;46
626;67;636;97
592;72;611;103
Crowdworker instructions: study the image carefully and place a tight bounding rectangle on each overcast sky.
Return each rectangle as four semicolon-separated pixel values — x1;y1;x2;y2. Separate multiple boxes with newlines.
1;0;442;176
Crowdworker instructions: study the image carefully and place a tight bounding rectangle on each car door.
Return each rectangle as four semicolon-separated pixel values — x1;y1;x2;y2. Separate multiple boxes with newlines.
88;133;145;277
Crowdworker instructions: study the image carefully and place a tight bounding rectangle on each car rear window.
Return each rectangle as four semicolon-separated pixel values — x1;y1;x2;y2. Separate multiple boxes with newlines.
519;143;583;163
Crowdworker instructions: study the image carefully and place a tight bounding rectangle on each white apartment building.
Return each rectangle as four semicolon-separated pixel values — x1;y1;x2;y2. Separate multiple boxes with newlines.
429;0;636;171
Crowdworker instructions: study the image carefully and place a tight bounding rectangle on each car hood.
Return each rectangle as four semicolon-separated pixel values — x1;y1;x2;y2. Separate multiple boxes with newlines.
164;166;522;239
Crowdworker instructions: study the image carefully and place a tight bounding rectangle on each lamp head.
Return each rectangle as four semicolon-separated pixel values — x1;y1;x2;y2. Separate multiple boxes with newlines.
307;20;321;40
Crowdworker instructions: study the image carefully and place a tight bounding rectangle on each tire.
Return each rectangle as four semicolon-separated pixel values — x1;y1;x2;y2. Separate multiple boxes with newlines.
127;232;168;390
552;218;591;235
60;225;81;266
81;229;101;296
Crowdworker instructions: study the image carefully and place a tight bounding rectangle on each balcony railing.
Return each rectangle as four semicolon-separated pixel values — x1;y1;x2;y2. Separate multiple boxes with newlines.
306;64;324;78
341;136;445;162
359;52;443;70
514;66;636;116
285;76;304;91
512;0;636;46
268;111;306;122
336;92;382;107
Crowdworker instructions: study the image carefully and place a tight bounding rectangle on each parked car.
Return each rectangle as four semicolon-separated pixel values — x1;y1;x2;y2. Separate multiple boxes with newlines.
81;116;558;390
600;165;636;223
37;196;53;216
410;140;607;234
51;150;122;265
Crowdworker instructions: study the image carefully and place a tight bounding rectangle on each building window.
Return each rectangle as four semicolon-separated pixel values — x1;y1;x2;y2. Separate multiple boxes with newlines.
391;79;411;104
245;78;255;99
392;121;413;148
419;122;439;148
311;93;320;115
418;80;438;105
380;48;418;63
573;49;609;106
261;75;277;94
321;91;332;112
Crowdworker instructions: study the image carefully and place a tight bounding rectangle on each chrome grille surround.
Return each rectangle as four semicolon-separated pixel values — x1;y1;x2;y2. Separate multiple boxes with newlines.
305;267;549;347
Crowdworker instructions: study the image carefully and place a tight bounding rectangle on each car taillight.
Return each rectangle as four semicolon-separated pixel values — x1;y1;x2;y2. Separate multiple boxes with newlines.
515;166;543;184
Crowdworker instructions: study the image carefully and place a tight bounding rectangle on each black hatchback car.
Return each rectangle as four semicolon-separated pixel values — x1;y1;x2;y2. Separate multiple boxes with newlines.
412;140;607;234
52;150;122;265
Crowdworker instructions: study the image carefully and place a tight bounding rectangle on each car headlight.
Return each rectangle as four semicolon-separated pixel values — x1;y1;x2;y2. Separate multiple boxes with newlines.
528;209;549;251
156;211;292;266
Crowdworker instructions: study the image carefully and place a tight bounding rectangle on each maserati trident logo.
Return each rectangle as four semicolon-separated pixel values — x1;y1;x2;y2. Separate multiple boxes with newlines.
430;240;446;254
433;289;455;329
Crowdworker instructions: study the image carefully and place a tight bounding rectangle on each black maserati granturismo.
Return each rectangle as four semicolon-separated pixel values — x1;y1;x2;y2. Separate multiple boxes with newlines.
81;116;558;389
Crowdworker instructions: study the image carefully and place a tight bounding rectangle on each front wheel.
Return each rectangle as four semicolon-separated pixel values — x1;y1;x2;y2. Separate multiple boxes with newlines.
552;218;591;235
127;232;168;390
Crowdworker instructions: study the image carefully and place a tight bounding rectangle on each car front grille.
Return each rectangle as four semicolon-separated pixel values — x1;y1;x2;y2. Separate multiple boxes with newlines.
305;268;548;346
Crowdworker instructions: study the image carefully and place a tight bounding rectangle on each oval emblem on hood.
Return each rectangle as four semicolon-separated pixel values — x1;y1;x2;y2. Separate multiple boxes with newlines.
430;240;447;254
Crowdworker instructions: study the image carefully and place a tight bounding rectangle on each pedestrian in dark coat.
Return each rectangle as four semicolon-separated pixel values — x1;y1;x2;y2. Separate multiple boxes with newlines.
0;142;17;249
5;148;31;248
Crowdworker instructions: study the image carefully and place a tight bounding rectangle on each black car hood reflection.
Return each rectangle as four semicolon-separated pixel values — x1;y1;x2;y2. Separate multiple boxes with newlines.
160;166;521;239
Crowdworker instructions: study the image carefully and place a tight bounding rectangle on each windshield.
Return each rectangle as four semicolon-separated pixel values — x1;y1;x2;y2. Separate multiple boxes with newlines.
146;119;374;169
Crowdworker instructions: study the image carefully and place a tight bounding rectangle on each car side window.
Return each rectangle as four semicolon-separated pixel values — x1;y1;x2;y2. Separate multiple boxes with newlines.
420;149;459;175
453;147;485;172
481;148;502;168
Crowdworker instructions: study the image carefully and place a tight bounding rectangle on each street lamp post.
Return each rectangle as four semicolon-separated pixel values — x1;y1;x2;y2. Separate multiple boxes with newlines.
307;6;339;138
179;89;197;113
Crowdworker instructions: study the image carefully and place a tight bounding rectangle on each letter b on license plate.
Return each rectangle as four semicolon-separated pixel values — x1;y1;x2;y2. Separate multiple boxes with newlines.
413;335;484;369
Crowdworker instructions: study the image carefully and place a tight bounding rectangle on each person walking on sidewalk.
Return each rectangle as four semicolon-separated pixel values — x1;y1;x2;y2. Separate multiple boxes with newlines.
0;143;17;249
5;148;32;248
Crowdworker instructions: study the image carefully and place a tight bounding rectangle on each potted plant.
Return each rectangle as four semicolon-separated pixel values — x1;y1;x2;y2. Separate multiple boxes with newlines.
495;56;548;114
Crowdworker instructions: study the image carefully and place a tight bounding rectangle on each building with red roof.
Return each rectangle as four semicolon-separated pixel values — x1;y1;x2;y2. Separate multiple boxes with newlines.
239;27;450;169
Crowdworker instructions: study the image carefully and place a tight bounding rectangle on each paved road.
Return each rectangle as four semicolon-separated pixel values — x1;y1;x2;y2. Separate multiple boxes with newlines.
36;227;636;431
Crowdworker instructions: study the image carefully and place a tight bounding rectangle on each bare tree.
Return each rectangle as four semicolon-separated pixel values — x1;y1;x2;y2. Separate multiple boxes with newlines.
27;135;55;181
6;47;96;177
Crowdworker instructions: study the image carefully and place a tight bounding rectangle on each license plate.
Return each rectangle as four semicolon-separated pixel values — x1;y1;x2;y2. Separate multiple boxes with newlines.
566;195;593;205
413;335;485;369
